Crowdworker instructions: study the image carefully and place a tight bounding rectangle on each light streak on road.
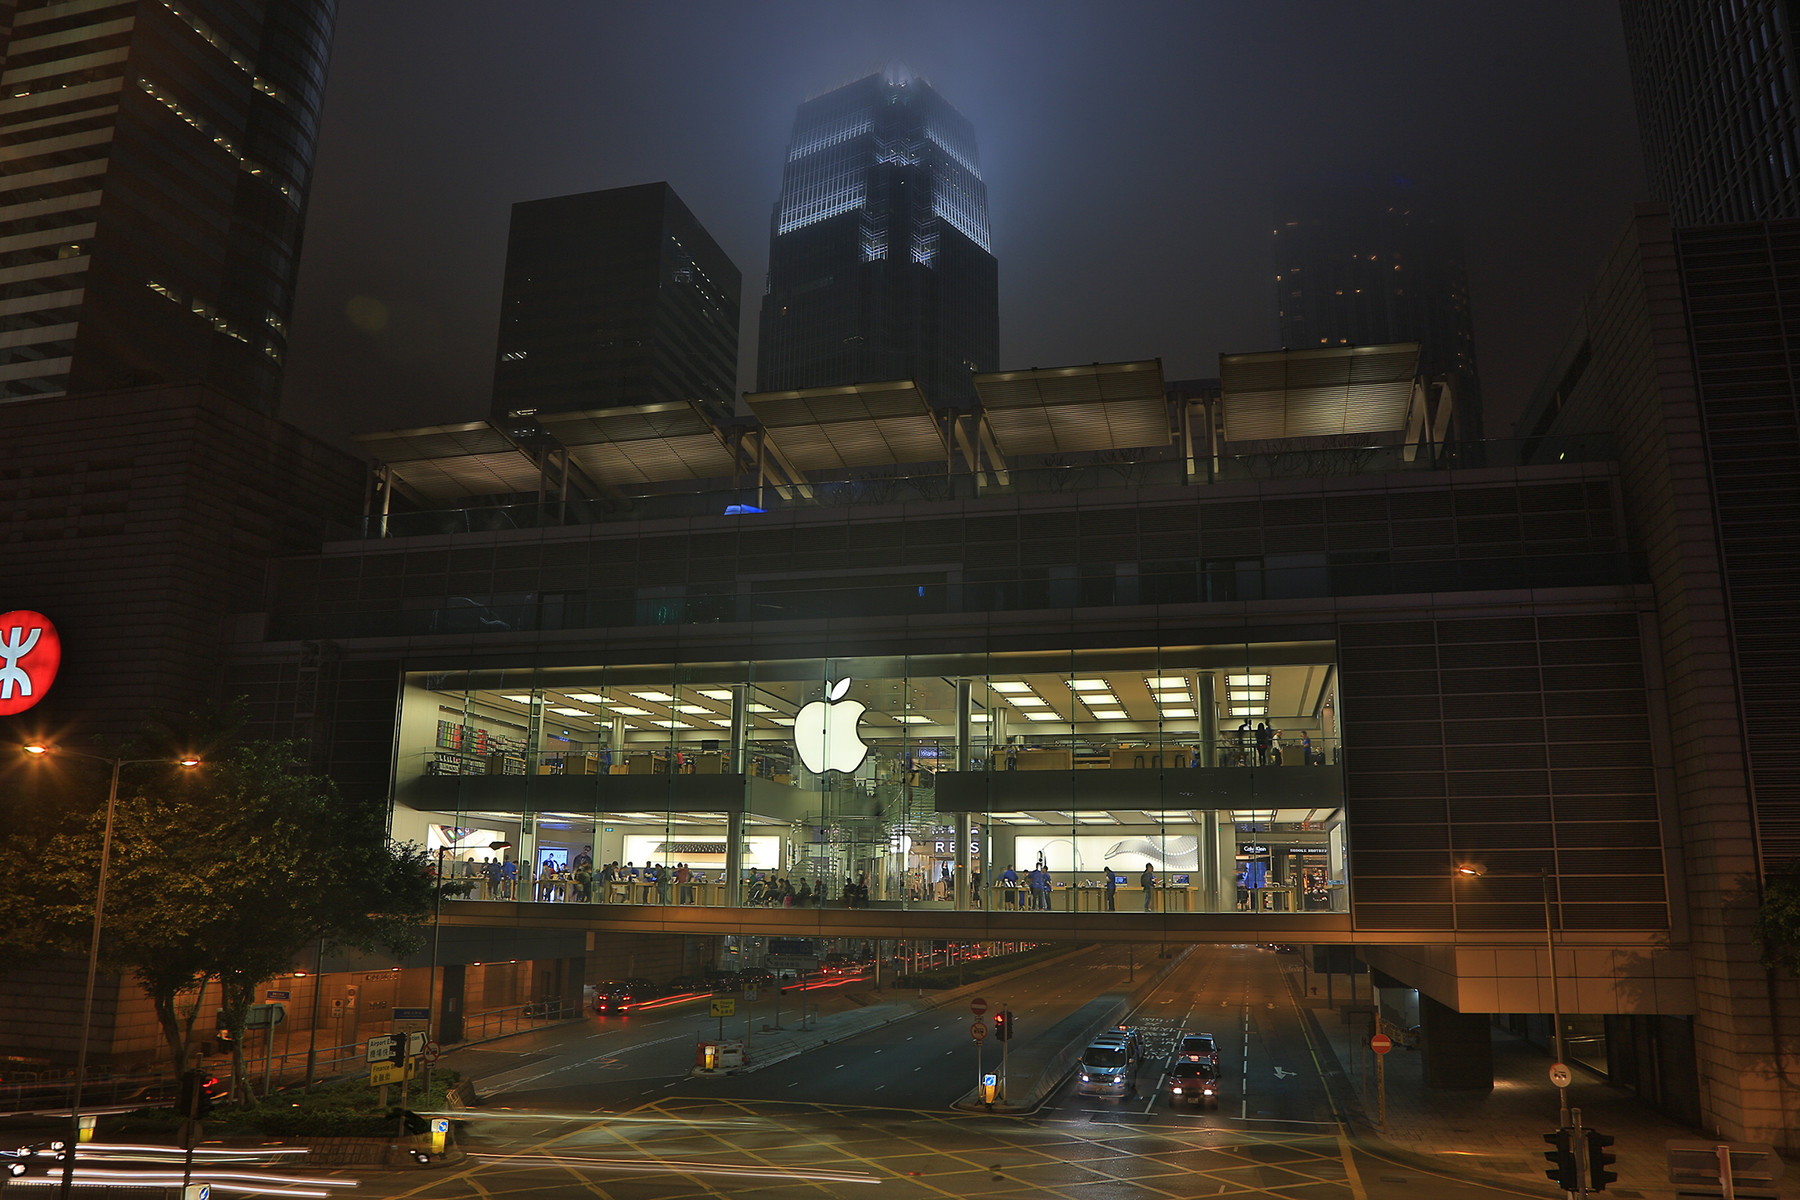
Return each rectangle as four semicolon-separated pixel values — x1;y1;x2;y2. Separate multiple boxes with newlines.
471;1151;880;1185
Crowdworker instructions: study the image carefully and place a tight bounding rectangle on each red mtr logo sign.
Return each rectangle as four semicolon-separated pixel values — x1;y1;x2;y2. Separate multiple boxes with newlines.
0;611;61;716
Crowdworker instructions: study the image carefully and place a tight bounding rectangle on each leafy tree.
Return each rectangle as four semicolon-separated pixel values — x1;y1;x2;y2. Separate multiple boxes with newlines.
5;717;433;1102
1755;861;1800;976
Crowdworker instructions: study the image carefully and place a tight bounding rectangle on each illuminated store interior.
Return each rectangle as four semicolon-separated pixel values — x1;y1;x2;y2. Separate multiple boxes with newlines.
392;644;1347;914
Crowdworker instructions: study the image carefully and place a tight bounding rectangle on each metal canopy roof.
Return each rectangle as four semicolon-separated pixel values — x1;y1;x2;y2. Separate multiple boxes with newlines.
743;380;946;471
353;421;546;505
973;360;1170;455
1218;342;1421;441
536;403;740;485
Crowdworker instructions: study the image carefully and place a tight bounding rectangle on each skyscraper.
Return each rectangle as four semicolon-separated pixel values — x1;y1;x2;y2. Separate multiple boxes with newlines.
757;65;997;408
0;0;337;412
490;183;740;421
1272;173;1484;441
1620;0;1800;225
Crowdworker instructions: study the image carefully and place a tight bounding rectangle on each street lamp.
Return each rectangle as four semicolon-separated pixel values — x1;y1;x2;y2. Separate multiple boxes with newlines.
22;744;201;1200
424;839;510;1095
1453;861;1568;1126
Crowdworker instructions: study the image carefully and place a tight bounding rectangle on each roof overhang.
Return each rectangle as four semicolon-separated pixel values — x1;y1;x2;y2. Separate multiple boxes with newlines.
743;380;946;472
353;420;549;506
972;360;1170;456
1218;343;1421;441
535;402;741;486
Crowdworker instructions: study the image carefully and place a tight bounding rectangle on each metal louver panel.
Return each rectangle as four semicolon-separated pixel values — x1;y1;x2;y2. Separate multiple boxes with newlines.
1219;343;1420;440
973;360;1170;455
744;380;946;471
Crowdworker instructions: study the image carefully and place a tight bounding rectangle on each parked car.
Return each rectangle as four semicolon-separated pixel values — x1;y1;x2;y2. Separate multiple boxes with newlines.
666;975;707;993
1167;1060;1220;1107
707;971;742;994
739;967;775;988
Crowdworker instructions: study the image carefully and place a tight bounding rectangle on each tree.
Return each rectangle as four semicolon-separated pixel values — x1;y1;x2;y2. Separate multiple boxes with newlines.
6;727;433;1100
1755;860;1800;976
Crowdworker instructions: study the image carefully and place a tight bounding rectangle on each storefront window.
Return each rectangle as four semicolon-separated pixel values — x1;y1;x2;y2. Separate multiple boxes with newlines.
389;641;1348;915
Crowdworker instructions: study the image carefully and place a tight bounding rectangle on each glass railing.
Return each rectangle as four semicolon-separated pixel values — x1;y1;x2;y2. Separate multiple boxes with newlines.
354;435;1617;540
397;736;1344;785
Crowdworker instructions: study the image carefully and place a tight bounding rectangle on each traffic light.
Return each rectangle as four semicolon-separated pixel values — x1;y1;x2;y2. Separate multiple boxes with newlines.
1542;1128;1578;1190
178;1071;215;1118
1584;1129;1617;1191
994;1010;1012;1042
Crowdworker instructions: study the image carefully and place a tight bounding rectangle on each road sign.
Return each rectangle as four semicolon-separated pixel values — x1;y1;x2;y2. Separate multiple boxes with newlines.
424;1041;442;1064
1549;1061;1572;1088
393;1007;430;1021
744;988;760;1003
1370;1033;1392;1054
971;1020;988;1042
710;998;736;1017
970;997;988;1016
366;1034;399;1063
407;1031;427;1057
265;990;290;1001
369;1060;415;1087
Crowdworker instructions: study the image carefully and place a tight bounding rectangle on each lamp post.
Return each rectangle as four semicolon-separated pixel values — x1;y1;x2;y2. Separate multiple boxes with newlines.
22;744;200;1200
424;839;509;1096
1455;862;1568;1126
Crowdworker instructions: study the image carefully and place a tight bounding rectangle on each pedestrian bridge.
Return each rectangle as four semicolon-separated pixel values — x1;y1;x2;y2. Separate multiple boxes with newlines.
438;898;1366;945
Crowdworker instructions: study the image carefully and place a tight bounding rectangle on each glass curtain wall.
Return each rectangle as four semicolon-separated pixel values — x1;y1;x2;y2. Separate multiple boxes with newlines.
391;641;1348;915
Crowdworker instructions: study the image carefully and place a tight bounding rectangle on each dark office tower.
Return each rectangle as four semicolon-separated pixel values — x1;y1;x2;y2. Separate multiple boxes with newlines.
758;65;997;408
1620;0;1800;224
0;0;335;412
1273;173;1484;441
491;183;740;420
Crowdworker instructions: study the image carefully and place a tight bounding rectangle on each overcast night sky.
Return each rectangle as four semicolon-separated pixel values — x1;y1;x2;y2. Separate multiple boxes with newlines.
279;0;1645;451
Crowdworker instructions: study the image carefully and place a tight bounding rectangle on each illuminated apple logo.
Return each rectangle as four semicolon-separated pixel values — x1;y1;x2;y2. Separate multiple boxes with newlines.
794;678;869;775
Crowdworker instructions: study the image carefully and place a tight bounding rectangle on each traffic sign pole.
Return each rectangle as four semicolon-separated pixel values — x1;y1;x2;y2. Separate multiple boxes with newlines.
1370;1032;1391;1130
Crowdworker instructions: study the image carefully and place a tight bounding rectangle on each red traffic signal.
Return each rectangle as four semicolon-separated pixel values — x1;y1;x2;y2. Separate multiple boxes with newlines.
993;1010;1013;1042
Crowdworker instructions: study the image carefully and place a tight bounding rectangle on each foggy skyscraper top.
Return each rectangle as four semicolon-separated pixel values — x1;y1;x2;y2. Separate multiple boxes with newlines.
1272;173;1485;442
757;64;998;407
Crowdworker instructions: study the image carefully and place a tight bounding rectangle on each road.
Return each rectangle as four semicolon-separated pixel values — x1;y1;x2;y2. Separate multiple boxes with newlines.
365;944;1557;1200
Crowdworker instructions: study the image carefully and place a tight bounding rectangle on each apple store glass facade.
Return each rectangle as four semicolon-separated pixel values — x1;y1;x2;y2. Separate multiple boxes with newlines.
394;642;1347;915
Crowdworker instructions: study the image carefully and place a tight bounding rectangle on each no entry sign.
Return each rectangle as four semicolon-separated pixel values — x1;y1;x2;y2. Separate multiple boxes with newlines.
1370;1033;1392;1055
970;997;988;1016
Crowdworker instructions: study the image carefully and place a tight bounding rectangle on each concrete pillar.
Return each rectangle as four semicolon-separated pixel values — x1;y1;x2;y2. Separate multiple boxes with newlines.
730;684;748;773
439;965;465;1043
954;679;972;909
725;809;744;907
1197;674;1218;766
1419;994;1494;1089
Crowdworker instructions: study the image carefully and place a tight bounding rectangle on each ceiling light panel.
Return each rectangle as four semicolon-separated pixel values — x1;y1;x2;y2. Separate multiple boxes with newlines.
502;694;534;703
1024;712;1060;722
1011;697;1048;707
611;706;650;716
894;715;932;724
674;704;710;714
1228;674;1272;687
632;691;676;702
989;682;1030;693
1090;709;1127;720
1229;706;1267;716
1146;676;1187;687
549;707;589;717
1069;679;1109;691
698;689;734;700
566;693;607;703
1161;707;1196;718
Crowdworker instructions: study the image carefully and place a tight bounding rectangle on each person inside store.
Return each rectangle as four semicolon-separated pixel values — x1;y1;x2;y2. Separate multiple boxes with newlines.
1000;863;1019;907
1255;722;1272;766
796;878;813;906
1104;864;1117;911
1141;862;1157;911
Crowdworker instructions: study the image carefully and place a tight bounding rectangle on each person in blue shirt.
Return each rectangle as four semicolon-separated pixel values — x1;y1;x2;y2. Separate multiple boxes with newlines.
1000;864;1019;907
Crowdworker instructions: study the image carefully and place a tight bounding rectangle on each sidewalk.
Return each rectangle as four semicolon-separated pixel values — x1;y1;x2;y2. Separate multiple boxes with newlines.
1288;965;1798;1199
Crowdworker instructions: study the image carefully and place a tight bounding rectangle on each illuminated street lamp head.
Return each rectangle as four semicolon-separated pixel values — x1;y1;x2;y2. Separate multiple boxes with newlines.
23;744;49;755
178;758;201;768
1455;863;1486;877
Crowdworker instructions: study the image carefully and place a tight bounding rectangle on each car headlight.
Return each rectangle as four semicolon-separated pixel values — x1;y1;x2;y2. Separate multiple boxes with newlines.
1080;1074;1089;1082
1171;1087;1182;1094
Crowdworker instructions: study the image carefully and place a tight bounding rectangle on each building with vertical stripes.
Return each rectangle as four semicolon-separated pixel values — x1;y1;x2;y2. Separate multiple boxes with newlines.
0;0;334;411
